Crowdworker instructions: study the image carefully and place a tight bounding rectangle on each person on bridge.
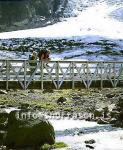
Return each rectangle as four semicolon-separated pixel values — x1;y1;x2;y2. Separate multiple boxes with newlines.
29;50;37;73
38;49;51;67
38;49;51;61
29;50;37;60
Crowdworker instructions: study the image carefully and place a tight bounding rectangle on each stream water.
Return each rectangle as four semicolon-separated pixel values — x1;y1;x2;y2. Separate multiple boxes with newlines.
50;119;123;150
2;108;123;150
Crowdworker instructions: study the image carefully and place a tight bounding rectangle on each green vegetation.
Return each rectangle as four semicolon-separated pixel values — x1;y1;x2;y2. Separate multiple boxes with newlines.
51;142;68;149
0;88;123;114
41;142;68;150
41;144;51;150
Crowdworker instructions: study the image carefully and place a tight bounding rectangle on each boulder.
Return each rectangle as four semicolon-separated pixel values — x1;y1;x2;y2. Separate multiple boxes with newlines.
85;139;96;144
0;112;8;130
57;97;67;104
4;110;55;149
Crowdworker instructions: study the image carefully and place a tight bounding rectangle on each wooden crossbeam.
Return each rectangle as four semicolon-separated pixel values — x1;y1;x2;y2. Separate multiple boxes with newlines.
0;60;122;90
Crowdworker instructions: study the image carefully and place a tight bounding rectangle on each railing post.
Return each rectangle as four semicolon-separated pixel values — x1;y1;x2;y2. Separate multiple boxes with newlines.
56;61;59;89
6;60;9;90
41;61;44;90
24;60;27;90
86;62;89;89
113;62;116;87
72;61;74;89
100;62;103;89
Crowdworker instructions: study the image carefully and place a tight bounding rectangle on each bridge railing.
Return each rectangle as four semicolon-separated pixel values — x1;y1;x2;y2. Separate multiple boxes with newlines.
0;60;123;89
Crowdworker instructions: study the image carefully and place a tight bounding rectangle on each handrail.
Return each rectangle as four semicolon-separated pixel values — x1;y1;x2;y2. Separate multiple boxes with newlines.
0;59;123;63
0;60;123;90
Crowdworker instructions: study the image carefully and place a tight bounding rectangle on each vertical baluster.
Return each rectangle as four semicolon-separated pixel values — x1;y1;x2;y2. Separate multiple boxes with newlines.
24;60;26;90
100;62;103;89
41;61;44;90
6;60;9;90
72;61;74;89
56;61;59;89
87;62;89;89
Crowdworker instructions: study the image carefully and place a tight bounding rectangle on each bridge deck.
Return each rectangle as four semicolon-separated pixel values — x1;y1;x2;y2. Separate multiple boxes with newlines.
0;60;123;90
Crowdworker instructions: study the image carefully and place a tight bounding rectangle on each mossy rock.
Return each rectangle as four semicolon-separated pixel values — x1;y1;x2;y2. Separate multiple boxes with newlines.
0;112;8;130
51;142;68;149
0;132;4;145
41;143;51;150
4;110;55;148
40;142;68;150
0;112;8;123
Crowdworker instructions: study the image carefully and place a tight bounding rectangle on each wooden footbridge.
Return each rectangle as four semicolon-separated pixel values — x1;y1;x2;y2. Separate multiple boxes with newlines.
0;60;123;90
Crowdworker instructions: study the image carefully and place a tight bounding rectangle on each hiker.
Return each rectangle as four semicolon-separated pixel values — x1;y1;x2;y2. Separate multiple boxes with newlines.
38;49;51;67
29;50;37;73
38;49;51;61
29;50;37;61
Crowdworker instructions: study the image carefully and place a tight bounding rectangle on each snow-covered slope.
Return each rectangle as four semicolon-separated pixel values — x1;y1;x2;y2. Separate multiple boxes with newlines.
0;2;123;39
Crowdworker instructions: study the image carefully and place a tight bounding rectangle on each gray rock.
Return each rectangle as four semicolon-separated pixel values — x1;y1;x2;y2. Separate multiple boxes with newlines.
0;90;7;95
85;139;96;144
106;93;115;98
72;96;81;101
57;97;67;104
97;118;109;124
4;110;55;149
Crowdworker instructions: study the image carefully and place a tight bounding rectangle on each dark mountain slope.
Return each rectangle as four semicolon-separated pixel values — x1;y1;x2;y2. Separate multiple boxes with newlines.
0;0;67;32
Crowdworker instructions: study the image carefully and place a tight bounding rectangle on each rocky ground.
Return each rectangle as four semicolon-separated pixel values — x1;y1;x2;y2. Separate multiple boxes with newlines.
0;88;123;120
0;87;123;150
